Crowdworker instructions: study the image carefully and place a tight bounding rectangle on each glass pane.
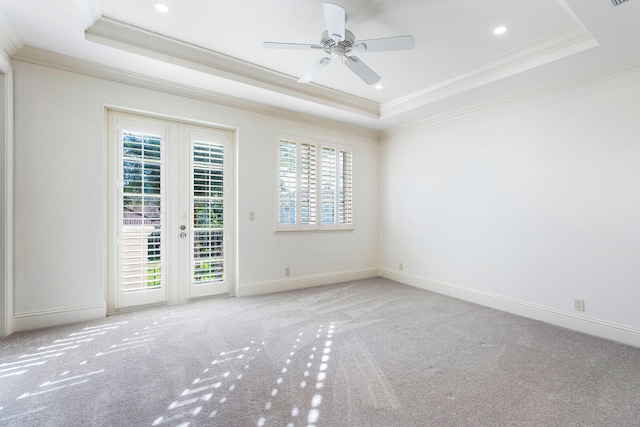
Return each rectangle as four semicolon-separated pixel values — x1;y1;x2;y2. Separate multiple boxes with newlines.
194;168;224;198
193;140;225;285
120;130;163;293
279;140;297;225
300;142;317;225
194;200;223;227
339;150;353;225
321;147;336;225
144;163;161;195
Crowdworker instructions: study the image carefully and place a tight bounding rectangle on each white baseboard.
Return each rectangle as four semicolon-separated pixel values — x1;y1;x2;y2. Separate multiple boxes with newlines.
237;268;379;297
380;268;640;348
11;271;640;349
12;303;107;333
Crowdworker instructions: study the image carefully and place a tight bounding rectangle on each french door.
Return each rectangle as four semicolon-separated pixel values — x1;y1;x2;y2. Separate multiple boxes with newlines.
107;111;234;310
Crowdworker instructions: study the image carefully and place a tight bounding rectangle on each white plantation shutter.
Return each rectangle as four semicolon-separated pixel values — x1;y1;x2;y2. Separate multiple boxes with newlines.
279;138;297;226
321;146;336;226
300;141;317;225
120;130;163;292
277;133;353;231
338;149;353;226
192;140;225;284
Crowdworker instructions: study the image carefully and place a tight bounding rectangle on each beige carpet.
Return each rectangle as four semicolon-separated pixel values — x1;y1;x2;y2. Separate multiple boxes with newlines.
1;278;640;426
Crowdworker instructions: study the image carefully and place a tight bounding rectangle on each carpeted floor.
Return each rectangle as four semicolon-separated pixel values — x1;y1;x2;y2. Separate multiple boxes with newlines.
1;278;640;426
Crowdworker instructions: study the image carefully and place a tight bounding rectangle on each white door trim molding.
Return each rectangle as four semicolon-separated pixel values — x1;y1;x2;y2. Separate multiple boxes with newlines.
0;52;13;339
106;108;237;313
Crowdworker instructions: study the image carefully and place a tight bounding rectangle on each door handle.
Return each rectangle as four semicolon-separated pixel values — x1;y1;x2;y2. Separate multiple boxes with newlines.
180;232;187;238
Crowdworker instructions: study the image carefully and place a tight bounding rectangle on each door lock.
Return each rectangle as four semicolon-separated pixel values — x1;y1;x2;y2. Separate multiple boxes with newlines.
180;225;186;230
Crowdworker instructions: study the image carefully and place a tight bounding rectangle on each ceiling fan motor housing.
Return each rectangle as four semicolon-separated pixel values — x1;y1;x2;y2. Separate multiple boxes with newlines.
321;29;355;60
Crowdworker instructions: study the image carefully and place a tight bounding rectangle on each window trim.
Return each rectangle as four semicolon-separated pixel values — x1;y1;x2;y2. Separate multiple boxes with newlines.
275;132;354;232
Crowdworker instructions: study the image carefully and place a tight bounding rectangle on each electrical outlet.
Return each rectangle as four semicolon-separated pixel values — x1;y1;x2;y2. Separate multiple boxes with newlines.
249;211;255;221
399;262;404;271
285;267;290;277
574;299;585;312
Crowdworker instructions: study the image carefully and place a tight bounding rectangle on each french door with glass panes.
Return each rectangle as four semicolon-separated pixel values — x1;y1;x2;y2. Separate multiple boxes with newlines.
108;112;233;310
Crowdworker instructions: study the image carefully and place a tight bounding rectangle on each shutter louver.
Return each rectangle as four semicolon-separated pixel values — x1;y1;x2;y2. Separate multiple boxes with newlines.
193;141;225;284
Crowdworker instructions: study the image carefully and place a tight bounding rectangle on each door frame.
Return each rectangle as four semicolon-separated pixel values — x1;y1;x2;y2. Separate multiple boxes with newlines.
105;108;236;314
0;56;14;338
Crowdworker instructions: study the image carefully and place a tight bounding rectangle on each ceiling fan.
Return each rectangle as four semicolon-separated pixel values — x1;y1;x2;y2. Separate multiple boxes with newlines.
262;3;415;85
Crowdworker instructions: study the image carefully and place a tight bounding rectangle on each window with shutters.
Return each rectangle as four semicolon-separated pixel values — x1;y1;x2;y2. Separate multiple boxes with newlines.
277;133;353;231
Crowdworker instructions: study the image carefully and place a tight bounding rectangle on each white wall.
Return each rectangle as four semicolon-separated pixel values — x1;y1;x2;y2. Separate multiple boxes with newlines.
14;53;640;347
379;70;640;345
12;60;378;330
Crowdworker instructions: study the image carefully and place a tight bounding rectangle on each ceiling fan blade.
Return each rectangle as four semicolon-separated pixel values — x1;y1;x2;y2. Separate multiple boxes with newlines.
262;42;322;50
323;3;346;41
354;35;415;52
298;57;332;83
344;56;381;85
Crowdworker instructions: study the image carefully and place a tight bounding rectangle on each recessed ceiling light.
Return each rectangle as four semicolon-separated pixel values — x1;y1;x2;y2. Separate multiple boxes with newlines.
375;84;384;90
493;26;508;35
154;3;169;13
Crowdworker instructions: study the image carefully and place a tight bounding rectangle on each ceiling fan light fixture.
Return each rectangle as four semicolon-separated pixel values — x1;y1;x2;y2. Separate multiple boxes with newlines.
493;26;508;35
154;3;170;13
330;45;346;59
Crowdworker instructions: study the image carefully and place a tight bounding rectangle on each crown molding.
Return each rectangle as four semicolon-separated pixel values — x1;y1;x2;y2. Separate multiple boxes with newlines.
81;16;605;137
380;24;599;120
0;8;23;57
12;46;380;139
85;16;379;120
15;47;639;143
380;54;640;140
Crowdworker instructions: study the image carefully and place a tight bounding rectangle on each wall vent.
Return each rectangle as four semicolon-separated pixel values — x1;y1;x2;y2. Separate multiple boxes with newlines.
610;0;631;6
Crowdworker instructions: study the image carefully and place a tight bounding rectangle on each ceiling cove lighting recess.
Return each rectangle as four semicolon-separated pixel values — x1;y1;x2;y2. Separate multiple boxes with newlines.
154;3;170;13
493;26;508;35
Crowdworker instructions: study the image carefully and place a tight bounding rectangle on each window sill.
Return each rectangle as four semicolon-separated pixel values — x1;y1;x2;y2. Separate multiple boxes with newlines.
274;227;354;233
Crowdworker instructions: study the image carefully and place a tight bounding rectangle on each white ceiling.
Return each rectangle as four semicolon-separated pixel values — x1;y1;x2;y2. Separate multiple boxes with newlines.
0;0;639;130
